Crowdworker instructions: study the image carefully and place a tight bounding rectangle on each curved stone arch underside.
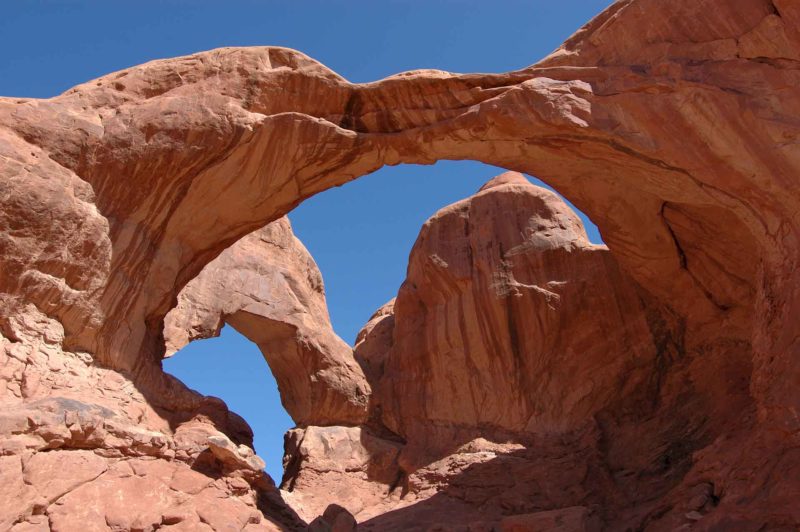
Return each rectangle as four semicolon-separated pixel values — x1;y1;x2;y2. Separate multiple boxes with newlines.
163;217;370;427
0;0;799;528
2;0;794;418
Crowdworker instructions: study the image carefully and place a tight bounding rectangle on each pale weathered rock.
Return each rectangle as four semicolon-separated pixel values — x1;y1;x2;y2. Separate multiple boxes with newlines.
44;457;281;532
281;425;402;523
24;450;108;503
0;0;798;529
207;434;267;473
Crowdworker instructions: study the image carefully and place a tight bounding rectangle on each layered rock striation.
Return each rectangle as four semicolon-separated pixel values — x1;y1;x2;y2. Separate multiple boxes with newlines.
379;172;656;464
286;172;755;530
0;0;798;529
164;217;369;427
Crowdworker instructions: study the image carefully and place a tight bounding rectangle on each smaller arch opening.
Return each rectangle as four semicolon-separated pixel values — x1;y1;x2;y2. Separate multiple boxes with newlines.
163;324;293;482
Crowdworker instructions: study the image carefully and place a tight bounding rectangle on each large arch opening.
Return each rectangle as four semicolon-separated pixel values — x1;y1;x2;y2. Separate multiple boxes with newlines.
158;159;603;483
0;0;794;528
142;107;764;515
264;157;756;527
158;158;610;512
290;160;603;344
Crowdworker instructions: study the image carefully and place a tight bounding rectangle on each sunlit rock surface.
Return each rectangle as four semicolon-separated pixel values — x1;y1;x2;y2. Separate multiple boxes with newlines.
164;217;369;427
1;0;799;529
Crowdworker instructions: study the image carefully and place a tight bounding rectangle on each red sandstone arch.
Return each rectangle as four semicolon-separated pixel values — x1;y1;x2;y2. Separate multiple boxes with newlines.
0;0;798;528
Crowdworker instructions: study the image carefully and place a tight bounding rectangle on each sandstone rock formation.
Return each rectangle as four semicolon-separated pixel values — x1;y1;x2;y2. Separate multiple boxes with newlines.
379;171;657;467
0;343;301;530
285;172;755;530
0;0;798;529
164;217;369;427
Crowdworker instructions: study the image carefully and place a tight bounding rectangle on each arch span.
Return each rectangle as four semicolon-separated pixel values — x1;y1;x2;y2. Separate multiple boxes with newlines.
0;0;799;527
163;216;369;426
1;5;789;411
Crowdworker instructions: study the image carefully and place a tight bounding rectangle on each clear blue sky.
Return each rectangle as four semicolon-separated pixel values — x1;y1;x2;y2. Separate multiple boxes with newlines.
1;1;611;481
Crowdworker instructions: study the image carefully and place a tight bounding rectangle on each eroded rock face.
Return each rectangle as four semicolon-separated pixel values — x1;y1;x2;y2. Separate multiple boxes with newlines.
0;326;302;530
164;217;369;426
379;172;658;467
0;0;798;529
281;425;403;524
283;173;755;529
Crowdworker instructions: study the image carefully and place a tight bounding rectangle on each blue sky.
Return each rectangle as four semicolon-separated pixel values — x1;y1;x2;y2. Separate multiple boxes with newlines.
2;0;611;481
